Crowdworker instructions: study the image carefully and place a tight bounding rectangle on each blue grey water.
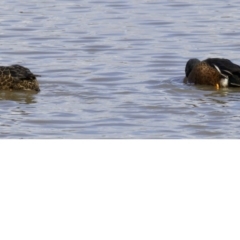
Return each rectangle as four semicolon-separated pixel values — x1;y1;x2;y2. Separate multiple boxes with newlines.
1;0;240;138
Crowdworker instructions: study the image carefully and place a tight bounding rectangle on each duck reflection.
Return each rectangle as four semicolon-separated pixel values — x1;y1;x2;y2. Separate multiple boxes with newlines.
0;90;38;104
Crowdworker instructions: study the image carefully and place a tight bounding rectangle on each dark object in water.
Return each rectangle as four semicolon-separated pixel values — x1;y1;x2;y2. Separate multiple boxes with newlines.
0;64;40;92
184;58;240;89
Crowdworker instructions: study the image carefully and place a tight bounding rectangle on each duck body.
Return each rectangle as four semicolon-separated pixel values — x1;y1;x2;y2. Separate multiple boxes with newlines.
184;58;240;88
0;64;40;92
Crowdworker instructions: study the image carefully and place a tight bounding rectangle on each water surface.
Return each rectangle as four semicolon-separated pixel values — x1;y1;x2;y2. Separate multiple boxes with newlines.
1;0;240;138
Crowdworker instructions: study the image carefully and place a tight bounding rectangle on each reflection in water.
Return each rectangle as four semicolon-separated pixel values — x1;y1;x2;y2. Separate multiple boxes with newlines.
202;88;240;105
0;91;37;104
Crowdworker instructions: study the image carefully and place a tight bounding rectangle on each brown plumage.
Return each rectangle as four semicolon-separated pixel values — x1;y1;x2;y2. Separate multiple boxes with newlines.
184;58;240;88
187;61;222;85
0;64;40;92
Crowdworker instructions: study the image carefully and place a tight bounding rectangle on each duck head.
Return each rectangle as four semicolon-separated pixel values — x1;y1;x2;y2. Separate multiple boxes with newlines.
185;58;200;77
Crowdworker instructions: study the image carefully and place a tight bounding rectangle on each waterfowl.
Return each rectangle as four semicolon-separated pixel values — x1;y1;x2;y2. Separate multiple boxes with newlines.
0;64;40;92
184;58;240;89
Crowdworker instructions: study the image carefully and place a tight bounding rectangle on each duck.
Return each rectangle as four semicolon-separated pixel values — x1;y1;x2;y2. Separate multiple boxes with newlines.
0;64;40;92
184;58;240;89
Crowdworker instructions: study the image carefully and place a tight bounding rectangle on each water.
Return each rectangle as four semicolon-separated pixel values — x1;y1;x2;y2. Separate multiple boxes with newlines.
1;0;240;138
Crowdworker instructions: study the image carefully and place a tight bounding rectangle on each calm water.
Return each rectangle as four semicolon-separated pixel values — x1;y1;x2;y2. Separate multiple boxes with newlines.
1;0;240;138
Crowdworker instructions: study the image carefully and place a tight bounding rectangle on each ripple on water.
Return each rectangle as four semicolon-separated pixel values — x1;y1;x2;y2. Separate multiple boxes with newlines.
0;0;240;138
